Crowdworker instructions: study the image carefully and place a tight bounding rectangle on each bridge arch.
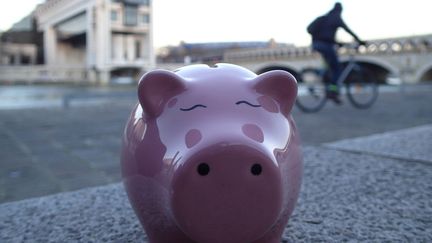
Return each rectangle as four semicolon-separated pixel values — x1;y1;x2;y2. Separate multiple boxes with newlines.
341;56;398;83
254;64;301;81
416;62;432;82
253;57;397;84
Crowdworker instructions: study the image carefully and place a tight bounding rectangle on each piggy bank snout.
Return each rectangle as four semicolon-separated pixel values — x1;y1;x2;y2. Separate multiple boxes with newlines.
171;145;283;243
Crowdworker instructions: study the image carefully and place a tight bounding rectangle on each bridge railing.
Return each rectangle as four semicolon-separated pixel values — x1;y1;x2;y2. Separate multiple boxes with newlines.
0;65;88;84
225;36;432;63
224;46;317;63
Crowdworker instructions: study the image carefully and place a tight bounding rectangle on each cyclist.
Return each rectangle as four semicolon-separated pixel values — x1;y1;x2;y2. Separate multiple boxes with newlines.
307;2;366;104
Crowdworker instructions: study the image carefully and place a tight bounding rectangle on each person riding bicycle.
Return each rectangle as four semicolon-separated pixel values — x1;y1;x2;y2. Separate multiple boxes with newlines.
307;2;366;104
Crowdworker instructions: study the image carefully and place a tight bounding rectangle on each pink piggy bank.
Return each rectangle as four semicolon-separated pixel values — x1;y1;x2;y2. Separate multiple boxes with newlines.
121;63;302;243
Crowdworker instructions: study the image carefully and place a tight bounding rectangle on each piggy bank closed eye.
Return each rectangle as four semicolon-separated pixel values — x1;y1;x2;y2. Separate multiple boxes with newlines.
121;63;302;243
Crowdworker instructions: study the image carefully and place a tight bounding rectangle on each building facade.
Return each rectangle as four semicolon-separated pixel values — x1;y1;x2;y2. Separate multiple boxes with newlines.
32;0;154;84
157;39;291;64
0;14;43;66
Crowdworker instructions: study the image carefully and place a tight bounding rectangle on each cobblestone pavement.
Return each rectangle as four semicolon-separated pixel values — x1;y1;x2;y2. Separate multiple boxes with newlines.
1;126;431;242
0;85;431;203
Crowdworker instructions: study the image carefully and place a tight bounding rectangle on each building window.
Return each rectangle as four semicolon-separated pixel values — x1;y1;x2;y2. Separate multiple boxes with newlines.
21;55;31;64
113;0;150;6
111;10;118;21
140;14;150;24
124;4;138;26
135;40;141;59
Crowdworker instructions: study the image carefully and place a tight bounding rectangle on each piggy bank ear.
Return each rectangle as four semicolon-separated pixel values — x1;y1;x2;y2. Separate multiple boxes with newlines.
138;70;186;117
253;70;297;116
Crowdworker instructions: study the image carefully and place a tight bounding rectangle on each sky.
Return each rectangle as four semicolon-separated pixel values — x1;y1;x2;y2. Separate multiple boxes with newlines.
0;0;431;48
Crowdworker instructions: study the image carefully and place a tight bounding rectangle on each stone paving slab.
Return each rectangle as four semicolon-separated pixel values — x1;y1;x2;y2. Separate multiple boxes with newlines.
1;89;432;204
1;125;432;242
325;124;432;164
0;104;133;203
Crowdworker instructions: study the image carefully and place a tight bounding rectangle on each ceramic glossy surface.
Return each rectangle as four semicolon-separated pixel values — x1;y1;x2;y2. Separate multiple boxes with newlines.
121;63;303;243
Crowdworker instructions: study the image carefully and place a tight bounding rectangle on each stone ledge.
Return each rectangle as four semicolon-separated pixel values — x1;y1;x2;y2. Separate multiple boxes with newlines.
1;126;432;242
325;124;432;164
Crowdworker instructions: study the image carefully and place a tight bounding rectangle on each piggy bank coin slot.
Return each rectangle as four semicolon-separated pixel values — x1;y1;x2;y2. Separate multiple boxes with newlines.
197;163;210;176
251;163;262;176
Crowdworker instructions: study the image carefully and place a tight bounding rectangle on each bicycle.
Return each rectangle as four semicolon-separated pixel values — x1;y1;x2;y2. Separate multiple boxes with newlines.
295;43;379;113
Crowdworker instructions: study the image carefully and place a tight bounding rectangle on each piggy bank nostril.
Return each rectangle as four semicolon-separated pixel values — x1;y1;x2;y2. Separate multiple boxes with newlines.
197;163;210;176
251;163;262;176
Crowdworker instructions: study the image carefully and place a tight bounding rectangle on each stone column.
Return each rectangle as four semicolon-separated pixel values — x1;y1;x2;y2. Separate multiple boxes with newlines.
14;53;21;65
86;6;97;83
94;0;111;84
113;34;124;62
30;53;36;65
147;2;155;69
126;35;134;62
43;26;57;65
86;6;96;69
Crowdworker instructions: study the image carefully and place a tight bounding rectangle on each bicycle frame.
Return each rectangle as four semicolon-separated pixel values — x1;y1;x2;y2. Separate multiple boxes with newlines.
296;43;379;112
336;55;360;86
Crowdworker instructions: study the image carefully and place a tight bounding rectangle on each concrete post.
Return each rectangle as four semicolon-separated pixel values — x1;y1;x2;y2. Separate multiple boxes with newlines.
126;35;134;62
86;6;96;70
43;26;57;65
94;0;110;85
148;1;155;69
14;53;21;65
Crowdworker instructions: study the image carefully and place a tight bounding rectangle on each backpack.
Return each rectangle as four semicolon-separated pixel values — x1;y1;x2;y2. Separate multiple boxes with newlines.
307;15;327;36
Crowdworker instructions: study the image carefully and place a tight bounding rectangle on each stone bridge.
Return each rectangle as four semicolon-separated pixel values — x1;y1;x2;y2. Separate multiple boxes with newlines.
221;34;432;83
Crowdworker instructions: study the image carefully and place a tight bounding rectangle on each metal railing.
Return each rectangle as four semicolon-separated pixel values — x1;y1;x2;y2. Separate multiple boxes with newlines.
0;65;88;83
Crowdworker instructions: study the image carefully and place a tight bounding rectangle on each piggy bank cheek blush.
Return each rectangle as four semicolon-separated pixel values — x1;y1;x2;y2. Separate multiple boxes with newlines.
185;129;202;148
242;123;264;143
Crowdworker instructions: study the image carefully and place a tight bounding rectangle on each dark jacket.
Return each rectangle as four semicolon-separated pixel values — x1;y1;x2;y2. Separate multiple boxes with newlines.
312;9;361;44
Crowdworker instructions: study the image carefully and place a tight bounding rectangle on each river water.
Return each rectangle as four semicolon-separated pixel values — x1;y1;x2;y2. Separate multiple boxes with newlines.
1;83;428;110
0;85;136;110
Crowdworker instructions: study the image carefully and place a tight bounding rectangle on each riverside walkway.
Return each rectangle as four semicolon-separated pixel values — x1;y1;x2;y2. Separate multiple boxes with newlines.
0;84;431;241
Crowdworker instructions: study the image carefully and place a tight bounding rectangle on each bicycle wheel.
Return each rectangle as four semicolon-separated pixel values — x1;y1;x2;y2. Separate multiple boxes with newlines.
345;68;378;109
295;68;327;113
